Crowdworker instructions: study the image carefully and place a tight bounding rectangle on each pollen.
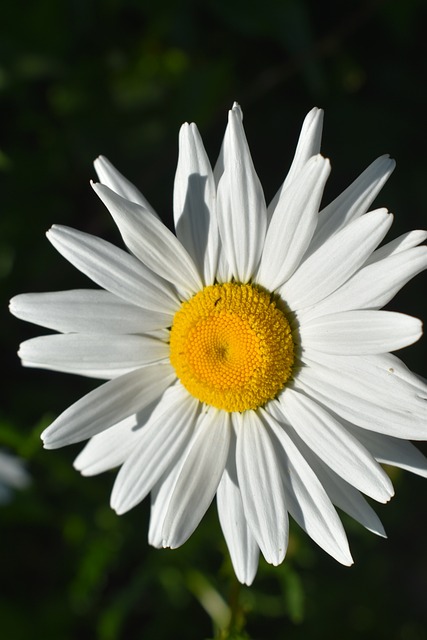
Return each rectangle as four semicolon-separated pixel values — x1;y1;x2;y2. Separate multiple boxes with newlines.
169;282;294;412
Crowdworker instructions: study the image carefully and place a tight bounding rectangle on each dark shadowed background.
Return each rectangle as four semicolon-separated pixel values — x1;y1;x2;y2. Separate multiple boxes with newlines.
1;1;426;638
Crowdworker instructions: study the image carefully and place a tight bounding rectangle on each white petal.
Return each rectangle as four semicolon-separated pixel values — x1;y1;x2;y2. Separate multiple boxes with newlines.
149;458;183;548
215;249;233;284
300;310;422;355
296;354;427;440
217;431;259;586
213;104;239;283
94;155;159;217
111;385;199;514
311;469;386;537
280;209;393;310
173;122;219;285
278;388;394;502
41;363;176;448
19;333;168;379
377;352;427;395
74;412;144;476
343;423;427;479
216;104;267;282
299;246;427;320
256;155;330;290
263;408;353;565
213;101;243;187
367;229;427;264
162;409;230;548
9;289;171;334
267;107;324;220
92;183;203;298
47;225;179;314
310;155;395;251
272;423;386;537
234;411;288;566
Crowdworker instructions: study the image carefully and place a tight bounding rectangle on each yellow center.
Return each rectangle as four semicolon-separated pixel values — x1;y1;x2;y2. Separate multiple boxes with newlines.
169;282;294;412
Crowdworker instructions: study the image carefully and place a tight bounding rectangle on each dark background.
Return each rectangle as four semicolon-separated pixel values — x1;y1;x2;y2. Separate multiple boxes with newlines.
1;1;426;638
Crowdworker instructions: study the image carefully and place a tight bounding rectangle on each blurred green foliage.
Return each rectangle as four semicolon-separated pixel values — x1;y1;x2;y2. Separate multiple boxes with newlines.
1;0;427;638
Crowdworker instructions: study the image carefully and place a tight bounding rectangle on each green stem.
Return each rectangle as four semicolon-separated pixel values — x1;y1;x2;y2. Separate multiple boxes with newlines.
216;574;248;640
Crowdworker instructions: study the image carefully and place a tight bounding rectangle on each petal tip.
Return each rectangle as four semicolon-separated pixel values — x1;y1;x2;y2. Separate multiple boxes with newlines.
230;102;243;121
41;439;56;451
8;297;18;315
110;496;126;516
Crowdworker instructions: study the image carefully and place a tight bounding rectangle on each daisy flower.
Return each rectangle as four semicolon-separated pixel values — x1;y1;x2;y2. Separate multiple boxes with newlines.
10;104;427;585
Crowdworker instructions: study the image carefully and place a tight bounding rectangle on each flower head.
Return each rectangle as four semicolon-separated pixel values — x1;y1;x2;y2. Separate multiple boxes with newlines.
10;104;427;584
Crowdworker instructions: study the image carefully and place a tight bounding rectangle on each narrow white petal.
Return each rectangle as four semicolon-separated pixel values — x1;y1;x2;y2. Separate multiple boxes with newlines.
174;122;219;285
41;363;176;448
215;245;233;283
9;289;171;334
216;104;267;282
299;246;427;320
256;155;330;290
273;424;386;537
343;423;427;479
300;310;422;355
217;431;259;586
234;411;288;566
296;354;427;439
283;107;324;185
47;225;179;314
267;107;324;220
263;409;353;565
367;229;427;264
213;103;240;283
94;155;159;217
377;352;427;395
278;388;394;502
303;352;427;405
162;409;230;548
74;412;144;476
310;155;395;251
312;469;386;537
280;209;393;310
149;458;183;548
19;333;168;379
213;101;243;187
92;183;203;297
111;385;199;514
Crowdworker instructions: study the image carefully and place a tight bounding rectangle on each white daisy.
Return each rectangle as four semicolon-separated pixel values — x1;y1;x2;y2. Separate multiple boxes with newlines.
0;451;30;504
10;104;427;585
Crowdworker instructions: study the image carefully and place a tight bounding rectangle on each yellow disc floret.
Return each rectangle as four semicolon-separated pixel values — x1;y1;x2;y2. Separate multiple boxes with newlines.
169;282;294;412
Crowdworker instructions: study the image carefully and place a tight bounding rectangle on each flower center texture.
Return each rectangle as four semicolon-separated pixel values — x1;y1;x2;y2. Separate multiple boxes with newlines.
169;282;295;412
